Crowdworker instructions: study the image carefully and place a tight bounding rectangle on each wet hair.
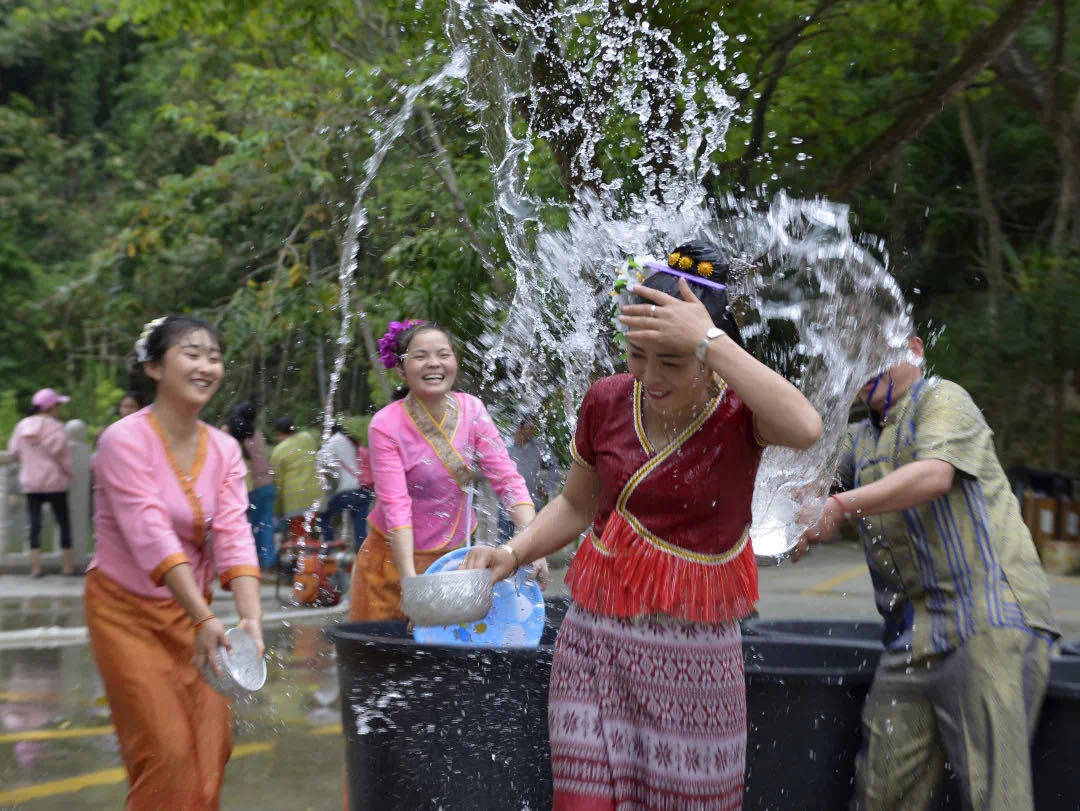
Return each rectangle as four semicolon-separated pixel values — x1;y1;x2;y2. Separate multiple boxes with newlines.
392;323;455;400
275;415;297;435
636;239;744;349
228;401;257;443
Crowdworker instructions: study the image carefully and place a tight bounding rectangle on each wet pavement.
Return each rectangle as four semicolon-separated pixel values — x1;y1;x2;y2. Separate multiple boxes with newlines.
3;542;1080;809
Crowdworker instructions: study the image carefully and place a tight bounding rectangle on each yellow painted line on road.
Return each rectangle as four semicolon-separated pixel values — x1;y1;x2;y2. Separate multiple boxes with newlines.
0;724;114;744
309;723;343;736
0;766;127;805
803;563;867;595
0;691;49;701
0;741;276;805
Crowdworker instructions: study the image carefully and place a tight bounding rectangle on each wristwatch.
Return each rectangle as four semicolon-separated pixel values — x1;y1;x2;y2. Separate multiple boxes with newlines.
696;327;724;363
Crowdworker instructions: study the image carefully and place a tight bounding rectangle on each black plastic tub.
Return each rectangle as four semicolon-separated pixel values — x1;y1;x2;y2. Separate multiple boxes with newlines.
328;599;569;811
1033;654;1080;810
330;606;1077;810
742;617;885;647
742;635;881;810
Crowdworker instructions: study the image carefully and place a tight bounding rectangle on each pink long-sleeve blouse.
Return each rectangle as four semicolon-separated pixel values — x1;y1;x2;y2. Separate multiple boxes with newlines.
366;393;533;551
88;408;260;598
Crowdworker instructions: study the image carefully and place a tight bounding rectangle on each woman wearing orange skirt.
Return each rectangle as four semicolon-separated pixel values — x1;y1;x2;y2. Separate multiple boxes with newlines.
86;316;263;810
349;320;544;622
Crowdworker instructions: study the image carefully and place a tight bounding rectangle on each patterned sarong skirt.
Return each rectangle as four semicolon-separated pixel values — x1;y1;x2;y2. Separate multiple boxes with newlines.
549;603;746;810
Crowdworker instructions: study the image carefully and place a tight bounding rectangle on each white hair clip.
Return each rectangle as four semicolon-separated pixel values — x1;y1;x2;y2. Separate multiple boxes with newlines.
134;316;169;363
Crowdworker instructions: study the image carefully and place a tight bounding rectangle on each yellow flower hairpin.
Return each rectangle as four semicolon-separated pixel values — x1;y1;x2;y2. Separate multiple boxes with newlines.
667;252;681;267
697;261;714;278
678;255;693;270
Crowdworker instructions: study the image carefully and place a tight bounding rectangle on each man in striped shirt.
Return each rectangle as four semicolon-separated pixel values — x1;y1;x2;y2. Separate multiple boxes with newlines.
803;335;1058;810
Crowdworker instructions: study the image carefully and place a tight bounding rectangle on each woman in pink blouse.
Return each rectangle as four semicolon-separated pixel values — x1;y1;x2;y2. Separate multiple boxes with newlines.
348;321;544;621
85;315;262;810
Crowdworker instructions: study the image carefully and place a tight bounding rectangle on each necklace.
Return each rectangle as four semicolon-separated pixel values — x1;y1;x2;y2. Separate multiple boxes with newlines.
642;399;704;450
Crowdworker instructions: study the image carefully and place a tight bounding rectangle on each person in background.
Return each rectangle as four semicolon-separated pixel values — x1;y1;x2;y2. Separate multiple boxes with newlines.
7;388;75;577
269;415;322;549
228;402;276;570
85;315;262;809
116;392;142;421
800;334;1058;810
319;415;374;551
499;417;563;541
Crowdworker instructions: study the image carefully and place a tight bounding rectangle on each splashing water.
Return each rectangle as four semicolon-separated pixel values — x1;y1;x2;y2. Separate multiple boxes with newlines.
316;0;913;563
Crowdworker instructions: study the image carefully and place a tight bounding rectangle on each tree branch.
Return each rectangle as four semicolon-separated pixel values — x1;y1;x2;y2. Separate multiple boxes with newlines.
828;0;1047;200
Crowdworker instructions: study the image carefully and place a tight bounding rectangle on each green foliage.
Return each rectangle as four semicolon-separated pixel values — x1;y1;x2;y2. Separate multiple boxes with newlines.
2;0;1077;470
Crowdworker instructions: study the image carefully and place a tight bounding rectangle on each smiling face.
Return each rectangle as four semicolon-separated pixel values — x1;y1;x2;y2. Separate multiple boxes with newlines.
144;329;224;411
626;342;710;416
400;328;458;400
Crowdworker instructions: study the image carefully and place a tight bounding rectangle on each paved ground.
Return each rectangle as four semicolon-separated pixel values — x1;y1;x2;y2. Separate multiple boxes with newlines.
2;541;1079;809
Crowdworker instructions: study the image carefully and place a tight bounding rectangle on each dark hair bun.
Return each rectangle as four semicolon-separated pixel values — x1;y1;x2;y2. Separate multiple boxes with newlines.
668;240;731;285
637;238;743;349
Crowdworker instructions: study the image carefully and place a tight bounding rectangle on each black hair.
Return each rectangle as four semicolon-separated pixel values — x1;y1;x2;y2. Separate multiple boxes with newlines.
394;323;454;365
139;316;222;366
115;391;143;416
275;415;297;435
228;401;257;443
392;322;455;400
636;239;744;349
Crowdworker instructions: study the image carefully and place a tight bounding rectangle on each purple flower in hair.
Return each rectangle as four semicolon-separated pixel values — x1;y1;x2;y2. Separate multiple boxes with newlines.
377;319;425;369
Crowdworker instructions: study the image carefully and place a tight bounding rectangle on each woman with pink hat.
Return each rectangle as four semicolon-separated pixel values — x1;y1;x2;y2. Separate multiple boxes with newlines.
7;388;76;577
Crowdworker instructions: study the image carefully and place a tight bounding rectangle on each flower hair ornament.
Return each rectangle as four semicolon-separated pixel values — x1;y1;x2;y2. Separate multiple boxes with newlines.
610;255;728;335
134;316;169;363
377;319;425;369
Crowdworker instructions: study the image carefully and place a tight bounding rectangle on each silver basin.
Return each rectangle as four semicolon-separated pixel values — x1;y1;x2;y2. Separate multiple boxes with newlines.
202;626;267;697
401;568;493;627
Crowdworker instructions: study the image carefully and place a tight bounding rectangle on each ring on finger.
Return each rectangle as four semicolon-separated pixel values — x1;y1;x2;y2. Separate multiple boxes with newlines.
650;304;657;318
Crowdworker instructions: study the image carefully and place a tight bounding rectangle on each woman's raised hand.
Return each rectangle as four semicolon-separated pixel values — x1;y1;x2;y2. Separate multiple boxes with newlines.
618;278;715;356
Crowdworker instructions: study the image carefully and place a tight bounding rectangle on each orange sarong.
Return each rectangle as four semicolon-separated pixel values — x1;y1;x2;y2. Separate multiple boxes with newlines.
348;528;458;621
85;569;231;811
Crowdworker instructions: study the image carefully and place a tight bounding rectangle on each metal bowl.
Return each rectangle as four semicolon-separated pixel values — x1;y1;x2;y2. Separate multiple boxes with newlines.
401;568;493;627
202;626;267;697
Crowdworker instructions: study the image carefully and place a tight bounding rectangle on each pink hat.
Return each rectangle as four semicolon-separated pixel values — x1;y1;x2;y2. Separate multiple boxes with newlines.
31;388;71;411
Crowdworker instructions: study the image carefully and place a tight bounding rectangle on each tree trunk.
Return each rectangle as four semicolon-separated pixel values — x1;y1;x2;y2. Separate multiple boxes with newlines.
310;244;328;403
357;306;392;402
416;104;508;296
956;95;1006;318
828;0;1047;199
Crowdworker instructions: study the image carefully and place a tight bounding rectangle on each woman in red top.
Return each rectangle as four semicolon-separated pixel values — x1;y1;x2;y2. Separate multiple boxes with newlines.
466;241;823;810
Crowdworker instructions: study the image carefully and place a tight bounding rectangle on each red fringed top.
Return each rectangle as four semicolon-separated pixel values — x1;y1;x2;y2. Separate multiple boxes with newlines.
564;373;763;624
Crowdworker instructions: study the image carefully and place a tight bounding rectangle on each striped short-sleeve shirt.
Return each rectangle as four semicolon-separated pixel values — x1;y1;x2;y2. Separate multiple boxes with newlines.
837;377;1058;661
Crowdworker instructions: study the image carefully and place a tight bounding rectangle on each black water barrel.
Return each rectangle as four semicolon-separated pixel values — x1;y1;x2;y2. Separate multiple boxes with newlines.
327;599;569;811
742;618;885;646
742;635;881;810
1033;655;1080;809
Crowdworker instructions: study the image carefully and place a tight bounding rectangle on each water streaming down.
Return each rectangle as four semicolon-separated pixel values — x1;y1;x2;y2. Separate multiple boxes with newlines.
307;0;914;561
437;0;913;557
